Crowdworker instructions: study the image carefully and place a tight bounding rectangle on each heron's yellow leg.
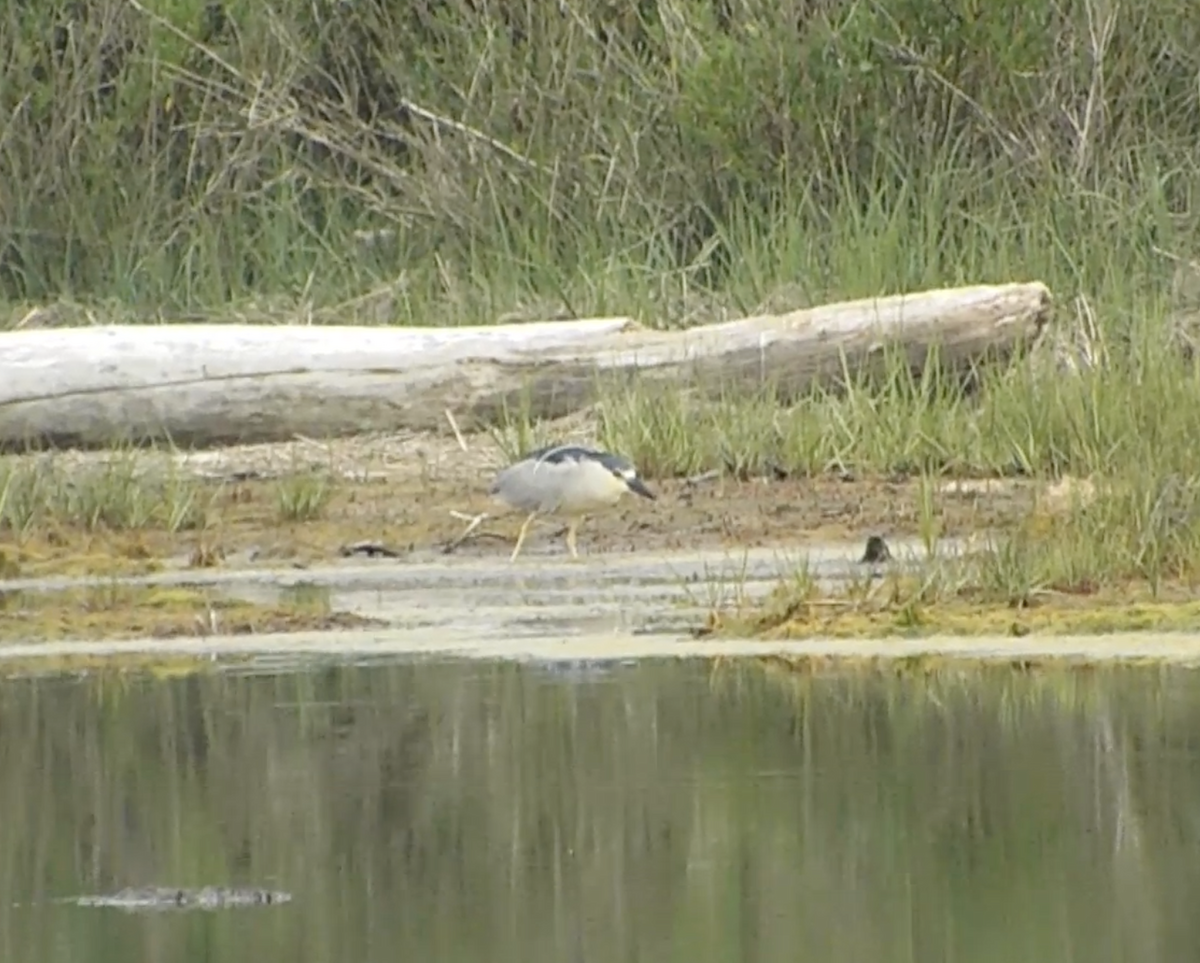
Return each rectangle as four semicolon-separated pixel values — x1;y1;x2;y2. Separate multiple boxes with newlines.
510;512;538;562
565;516;584;560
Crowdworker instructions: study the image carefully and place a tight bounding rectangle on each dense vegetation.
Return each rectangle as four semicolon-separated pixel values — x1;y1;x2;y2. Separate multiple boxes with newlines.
2;0;1197;326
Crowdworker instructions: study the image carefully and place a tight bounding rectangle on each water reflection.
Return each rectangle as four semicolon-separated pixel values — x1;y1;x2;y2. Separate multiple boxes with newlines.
1;659;1198;962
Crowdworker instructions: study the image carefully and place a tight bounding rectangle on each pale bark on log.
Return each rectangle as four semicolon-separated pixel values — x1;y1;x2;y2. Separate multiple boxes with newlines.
0;282;1052;451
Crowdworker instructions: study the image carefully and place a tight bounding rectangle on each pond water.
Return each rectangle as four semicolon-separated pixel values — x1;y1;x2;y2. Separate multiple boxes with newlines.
1;658;1199;962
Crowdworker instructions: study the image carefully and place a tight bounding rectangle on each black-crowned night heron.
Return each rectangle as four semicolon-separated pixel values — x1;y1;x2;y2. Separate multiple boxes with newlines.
489;443;656;561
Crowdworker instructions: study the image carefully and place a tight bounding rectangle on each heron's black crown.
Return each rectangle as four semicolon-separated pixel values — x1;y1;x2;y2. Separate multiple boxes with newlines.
523;444;634;475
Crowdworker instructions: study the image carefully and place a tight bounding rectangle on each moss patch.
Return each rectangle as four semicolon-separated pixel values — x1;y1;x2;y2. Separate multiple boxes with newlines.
738;587;1200;641
0;583;384;643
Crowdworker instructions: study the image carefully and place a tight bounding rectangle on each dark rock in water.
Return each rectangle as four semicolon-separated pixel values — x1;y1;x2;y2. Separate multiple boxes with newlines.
67;886;293;912
859;535;892;565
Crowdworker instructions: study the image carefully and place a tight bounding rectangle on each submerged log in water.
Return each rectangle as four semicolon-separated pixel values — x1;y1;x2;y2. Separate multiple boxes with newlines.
13;886;295;913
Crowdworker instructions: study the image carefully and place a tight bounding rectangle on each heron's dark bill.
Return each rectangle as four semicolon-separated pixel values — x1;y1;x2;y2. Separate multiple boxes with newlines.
626;476;656;500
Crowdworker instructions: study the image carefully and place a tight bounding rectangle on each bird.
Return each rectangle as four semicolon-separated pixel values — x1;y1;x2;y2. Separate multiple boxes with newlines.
859;535;892;565
488;443;657;561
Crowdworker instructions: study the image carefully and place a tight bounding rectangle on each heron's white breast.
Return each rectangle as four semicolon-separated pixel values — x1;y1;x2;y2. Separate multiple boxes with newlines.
541;458;625;512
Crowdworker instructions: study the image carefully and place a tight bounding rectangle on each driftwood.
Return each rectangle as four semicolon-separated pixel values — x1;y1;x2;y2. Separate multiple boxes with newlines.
0;282;1052;451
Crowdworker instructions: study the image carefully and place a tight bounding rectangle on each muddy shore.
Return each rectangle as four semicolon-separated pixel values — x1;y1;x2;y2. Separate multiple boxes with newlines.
0;428;1101;653
2;427;1035;577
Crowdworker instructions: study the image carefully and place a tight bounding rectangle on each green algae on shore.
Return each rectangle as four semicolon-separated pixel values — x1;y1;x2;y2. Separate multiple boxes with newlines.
0;583;384;644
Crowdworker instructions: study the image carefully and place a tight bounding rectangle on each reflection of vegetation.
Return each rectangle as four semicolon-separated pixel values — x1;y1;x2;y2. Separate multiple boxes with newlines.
1;662;1198;959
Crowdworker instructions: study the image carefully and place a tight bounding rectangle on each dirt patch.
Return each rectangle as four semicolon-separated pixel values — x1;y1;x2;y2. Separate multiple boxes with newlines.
3;472;1035;577
0;428;1044;579
0;583;385;642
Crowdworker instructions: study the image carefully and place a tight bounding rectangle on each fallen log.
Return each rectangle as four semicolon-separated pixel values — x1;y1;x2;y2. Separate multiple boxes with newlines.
0;282;1052;451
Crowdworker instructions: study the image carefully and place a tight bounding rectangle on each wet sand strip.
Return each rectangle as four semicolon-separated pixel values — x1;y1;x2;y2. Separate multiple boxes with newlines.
2;629;1200;671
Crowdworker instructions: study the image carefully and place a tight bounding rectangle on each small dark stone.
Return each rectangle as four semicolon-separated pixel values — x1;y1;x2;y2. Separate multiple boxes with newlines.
860;535;892;565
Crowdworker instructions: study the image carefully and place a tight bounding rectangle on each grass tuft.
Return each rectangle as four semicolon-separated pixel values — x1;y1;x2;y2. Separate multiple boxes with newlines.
274;472;335;523
738;471;1200;641
0;454;209;538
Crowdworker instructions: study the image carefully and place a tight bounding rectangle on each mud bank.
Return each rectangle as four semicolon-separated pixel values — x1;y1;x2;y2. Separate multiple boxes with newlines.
1;450;1034;581
3;538;1200;672
1;539;907;644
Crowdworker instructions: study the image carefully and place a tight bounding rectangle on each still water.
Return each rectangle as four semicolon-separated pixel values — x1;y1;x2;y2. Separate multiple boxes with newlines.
1;658;1199;962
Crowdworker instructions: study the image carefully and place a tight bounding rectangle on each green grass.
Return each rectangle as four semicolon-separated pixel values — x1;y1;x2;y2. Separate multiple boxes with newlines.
690;454;1200;639
0;451;210;537
733;557;1200;642
274;471;335;523
0;449;350;537
3;0;1198;323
